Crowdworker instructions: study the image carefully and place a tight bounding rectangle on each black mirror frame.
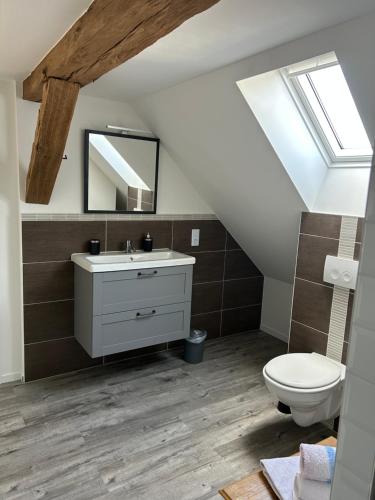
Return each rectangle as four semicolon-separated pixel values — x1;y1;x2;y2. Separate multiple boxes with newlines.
83;129;160;214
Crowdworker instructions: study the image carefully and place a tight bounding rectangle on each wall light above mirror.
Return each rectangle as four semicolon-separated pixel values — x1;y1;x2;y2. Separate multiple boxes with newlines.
84;129;159;214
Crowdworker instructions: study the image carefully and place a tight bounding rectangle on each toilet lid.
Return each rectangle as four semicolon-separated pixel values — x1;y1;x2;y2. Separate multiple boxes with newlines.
265;353;341;389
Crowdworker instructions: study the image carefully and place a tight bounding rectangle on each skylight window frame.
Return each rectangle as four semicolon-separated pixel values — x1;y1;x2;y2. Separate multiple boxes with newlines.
281;59;372;168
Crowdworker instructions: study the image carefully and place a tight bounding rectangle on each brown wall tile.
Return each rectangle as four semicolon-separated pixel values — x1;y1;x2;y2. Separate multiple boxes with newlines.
290;212;361;365
221;306;261;336
107;220;172;251
225;250;262;280
141;202;153;212
192;282;223;314
127;198;137;211
23;262;74;304
191;311;221;339
22;221;105;263
289;321;328;356
24;338;100;381
354;243;362;261
223;277;263;309
22;218;264;381
24;300;74;344
356;218;364;243
191;251;224;283
226;232;240;250
128;187;138;199
142;190;154;204
345;293;354;342
341;342;349;364
300;212;341;239
172;220;226;252
296;234;338;286
292;278;332;334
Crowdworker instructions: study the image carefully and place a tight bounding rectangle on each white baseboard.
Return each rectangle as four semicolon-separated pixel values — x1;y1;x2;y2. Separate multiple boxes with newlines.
261;324;289;343
0;372;22;384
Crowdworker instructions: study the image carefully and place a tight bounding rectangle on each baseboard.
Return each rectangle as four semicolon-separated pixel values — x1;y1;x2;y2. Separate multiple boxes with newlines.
261;324;289;343
0;372;22;384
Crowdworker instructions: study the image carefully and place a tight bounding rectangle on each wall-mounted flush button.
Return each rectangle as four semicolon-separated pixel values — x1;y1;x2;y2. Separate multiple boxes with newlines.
324;255;359;289
343;271;352;283
191;229;200;247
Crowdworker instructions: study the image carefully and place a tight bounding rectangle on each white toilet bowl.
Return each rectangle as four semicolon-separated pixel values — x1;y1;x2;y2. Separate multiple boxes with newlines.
263;352;346;427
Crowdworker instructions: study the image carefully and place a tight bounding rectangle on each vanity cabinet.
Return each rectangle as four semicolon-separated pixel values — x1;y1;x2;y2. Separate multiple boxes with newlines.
74;264;193;357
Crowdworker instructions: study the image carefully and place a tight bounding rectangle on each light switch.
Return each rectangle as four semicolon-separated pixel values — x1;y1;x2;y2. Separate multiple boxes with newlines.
323;255;359;289
191;229;200;246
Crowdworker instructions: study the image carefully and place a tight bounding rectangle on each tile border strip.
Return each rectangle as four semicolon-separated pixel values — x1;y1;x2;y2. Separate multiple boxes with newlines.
21;213;218;221
326;216;358;362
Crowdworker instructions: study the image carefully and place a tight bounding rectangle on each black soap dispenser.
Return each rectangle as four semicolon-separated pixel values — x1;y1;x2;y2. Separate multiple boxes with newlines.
143;232;153;252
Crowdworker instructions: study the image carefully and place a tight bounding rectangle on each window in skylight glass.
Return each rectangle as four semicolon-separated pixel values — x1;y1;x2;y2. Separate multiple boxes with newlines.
286;55;372;166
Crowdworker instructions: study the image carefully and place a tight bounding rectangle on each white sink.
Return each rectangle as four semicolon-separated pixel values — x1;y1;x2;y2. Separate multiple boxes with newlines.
71;249;195;273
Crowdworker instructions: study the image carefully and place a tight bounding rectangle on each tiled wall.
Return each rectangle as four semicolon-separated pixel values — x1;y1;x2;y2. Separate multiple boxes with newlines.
22;216;263;381
289;212;363;363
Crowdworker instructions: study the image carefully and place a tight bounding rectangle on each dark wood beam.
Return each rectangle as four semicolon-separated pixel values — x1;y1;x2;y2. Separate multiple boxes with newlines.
23;0;220;102
25;78;79;204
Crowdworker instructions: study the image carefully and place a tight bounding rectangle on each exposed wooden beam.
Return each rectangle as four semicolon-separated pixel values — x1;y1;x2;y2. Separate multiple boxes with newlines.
24;0;220;203
23;0;220;102
25;78;79;204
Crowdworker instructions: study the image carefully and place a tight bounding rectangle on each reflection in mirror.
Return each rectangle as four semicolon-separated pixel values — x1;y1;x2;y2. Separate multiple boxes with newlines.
84;130;159;213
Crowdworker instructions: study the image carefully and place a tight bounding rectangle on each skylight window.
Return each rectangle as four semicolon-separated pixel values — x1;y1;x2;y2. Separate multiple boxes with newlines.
284;53;372;166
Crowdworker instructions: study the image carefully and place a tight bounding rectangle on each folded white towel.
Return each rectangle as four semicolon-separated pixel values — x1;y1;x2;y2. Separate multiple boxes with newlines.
260;456;300;500
300;443;336;482
293;472;331;500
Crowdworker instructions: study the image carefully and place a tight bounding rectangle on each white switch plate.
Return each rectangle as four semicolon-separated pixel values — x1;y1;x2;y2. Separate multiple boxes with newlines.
191;229;200;246
323;255;359;289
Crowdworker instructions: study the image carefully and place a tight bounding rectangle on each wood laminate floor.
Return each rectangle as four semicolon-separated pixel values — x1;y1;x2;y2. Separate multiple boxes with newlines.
0;332;330;500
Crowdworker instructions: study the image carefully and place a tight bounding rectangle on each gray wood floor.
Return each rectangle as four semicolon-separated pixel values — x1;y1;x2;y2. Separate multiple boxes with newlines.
0;332;330;500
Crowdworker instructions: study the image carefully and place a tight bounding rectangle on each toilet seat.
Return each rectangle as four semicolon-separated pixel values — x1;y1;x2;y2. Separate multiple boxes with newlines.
264;353;341;390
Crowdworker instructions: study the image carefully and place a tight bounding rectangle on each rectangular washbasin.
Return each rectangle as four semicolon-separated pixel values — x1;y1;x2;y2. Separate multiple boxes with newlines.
71;249;195;273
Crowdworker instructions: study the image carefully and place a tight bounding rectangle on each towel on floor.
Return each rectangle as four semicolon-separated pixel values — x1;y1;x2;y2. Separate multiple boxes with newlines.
260;456;300;500
300;443;336;482
293;472;331;500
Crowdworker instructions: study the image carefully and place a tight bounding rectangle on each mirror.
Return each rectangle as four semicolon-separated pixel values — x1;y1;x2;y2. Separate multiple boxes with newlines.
84;129;159;213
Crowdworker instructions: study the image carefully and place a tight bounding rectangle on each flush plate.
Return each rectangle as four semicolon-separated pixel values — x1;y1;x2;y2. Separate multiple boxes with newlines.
323;255;359;289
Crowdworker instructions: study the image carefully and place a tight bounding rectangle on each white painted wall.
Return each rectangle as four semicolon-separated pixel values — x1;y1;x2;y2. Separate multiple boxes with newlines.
313;167;371;216
238;68;370;217
237;70;327;209
134;12;375;338
261;277;294;342
88;159;117;211
135;59;307;284
0;80;23;383
17;94;213;215
107;135;156;189
135;12;375;280
332;161;375;500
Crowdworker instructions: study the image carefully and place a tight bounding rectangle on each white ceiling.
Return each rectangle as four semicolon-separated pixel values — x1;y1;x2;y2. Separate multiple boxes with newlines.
0;0;92;81
1;0;375;101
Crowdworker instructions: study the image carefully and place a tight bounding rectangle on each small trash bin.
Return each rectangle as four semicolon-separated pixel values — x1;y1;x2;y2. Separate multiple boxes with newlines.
184;329;207;364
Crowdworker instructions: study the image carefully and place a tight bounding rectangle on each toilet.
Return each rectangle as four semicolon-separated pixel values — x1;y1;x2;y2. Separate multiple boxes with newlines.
263;352;346;427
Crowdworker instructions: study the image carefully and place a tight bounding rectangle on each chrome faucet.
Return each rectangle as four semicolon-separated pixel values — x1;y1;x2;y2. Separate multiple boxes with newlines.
123;240;136;253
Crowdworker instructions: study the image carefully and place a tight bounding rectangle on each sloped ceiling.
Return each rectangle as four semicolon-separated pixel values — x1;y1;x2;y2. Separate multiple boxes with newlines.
82;0;375;101
2;0;375;97
134;63;307;283
134;13;375;283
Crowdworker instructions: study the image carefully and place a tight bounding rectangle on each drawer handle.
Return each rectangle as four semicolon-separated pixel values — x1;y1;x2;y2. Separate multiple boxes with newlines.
137;270;158;278
136;310;156;319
